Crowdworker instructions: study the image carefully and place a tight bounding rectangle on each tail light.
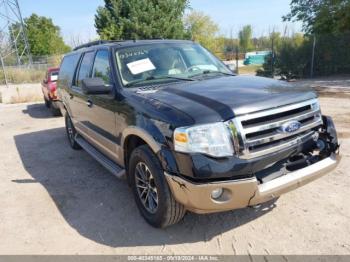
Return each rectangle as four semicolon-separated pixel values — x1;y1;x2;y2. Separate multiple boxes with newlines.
48;82;57;92
48;82;58;99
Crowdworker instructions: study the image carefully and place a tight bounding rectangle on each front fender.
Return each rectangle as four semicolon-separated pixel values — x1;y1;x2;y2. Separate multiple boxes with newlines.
121;115;180;174
121;126;161;155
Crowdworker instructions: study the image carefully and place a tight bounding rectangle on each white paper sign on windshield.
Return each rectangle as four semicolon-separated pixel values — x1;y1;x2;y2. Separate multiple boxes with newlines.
127;58;156;75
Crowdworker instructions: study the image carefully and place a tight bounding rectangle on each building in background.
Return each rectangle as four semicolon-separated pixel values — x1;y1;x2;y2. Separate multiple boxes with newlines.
244;51;271;65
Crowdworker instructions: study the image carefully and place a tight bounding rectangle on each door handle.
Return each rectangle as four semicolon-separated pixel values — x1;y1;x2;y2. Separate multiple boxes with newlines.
86;99;93;108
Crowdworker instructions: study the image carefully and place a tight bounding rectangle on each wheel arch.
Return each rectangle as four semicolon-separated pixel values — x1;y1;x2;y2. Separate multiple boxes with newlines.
60;99;70;117
121;126;162;168
121;126;180;184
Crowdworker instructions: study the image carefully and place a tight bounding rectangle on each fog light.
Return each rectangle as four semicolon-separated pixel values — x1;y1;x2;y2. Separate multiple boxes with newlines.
211;188;223;199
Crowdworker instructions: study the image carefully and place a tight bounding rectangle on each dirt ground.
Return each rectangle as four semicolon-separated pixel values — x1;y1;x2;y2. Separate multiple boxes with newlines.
0;97;349;255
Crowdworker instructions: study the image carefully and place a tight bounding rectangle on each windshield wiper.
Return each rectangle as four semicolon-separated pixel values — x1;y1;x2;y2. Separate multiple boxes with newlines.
189;70;235;78
125;75;195;87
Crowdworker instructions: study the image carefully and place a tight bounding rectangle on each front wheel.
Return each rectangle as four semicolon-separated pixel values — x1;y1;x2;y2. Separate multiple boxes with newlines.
129;145;186;228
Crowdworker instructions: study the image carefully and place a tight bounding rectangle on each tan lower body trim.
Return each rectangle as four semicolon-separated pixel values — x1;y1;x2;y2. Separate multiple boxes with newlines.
165;153;341;214
75;125;122;166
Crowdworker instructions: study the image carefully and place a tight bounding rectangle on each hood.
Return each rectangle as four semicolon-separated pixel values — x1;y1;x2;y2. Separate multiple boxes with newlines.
139;75;317;125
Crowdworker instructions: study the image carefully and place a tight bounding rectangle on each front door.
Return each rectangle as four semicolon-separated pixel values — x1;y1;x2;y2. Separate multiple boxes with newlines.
83;49;119;163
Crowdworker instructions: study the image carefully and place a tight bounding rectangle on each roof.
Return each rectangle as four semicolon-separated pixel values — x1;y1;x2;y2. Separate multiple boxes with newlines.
47;67;60;72
72;39;194;52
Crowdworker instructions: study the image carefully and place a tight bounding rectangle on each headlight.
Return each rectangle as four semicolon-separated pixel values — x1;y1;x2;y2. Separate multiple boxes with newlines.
173;122;234;157
311;100;320;111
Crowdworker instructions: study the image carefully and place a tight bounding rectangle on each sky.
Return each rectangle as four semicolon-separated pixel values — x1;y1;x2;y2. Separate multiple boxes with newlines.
18;0;302;46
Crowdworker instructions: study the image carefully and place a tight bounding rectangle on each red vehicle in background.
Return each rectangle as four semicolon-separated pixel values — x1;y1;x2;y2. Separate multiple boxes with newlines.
42;67;62;116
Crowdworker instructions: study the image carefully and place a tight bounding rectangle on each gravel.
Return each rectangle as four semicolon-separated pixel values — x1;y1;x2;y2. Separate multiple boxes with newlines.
0;98;349;255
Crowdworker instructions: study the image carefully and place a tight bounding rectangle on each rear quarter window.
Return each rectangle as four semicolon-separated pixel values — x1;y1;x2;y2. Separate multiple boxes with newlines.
58;53;81;88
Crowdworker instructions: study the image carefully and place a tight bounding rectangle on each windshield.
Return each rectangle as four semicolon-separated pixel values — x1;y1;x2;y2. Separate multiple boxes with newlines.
115;42;232;87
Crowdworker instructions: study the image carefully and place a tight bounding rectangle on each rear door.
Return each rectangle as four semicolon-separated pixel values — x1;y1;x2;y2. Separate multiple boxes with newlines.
58;53;81;116
83;49;119;163
70;51;96;138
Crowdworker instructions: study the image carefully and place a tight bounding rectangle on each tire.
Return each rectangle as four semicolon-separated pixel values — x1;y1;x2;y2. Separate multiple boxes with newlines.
65;113;82;150
129;145;186;228
50;102;62;117
44;97;50;108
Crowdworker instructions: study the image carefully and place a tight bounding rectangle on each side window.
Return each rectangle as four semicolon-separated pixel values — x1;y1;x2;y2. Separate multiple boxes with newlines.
76;51;95;87
92;50;111;84
58;53;81;88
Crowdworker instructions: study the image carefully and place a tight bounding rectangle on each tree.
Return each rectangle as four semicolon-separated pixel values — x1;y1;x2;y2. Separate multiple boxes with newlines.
184;10;220;52
254;36;271;50
239;25;253;53
257;32;309;79
10;14;70;56
283;0;350;34
273;34;309;79
95;0;189;40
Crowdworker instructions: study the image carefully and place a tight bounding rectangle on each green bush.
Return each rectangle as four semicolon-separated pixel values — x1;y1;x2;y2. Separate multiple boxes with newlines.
313;34;350;76
258;34;310;80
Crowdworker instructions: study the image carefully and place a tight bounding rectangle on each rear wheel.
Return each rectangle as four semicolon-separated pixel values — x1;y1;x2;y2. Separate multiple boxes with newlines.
50;102;62;117
129;145;186;228
65;113;81;150
44;97;50;108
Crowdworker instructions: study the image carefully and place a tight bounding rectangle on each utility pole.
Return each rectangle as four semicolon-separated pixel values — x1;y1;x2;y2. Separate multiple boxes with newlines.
230;27;239;74
271;35;275;78
235;46;239;75
14;0;32;65
310;35;316;78
0;0;32;86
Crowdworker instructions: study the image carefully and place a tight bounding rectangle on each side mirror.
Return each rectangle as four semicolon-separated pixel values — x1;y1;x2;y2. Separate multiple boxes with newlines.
82;78;112;95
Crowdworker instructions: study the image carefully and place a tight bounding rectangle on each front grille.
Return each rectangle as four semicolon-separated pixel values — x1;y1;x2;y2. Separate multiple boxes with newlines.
229;99;323;159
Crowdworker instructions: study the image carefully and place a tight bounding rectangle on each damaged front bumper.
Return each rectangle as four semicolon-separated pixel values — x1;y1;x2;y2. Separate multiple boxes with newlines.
165;153;341;214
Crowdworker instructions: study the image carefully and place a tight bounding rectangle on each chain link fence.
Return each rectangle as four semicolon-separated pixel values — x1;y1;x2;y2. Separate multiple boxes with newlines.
258;33;350;79
0;54;62;85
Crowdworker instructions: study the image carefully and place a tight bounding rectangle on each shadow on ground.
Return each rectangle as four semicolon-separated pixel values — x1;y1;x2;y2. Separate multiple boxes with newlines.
14;127;276;247
22;104;56;119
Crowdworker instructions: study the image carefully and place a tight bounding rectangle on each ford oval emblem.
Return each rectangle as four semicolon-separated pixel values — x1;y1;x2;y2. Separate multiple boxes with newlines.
280;121;301;133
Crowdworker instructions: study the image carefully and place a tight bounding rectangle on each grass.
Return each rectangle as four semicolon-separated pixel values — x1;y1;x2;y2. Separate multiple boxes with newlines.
238;65;262;75
0;67;45;85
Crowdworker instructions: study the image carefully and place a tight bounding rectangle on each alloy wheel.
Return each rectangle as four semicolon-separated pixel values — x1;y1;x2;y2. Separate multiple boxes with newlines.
66;117;75;144
135;162;159;214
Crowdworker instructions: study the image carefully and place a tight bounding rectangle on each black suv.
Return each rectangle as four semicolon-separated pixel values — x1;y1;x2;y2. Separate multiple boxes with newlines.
57;40;340;228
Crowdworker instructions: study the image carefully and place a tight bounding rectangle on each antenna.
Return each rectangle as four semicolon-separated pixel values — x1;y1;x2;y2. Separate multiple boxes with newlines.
0;0;32;84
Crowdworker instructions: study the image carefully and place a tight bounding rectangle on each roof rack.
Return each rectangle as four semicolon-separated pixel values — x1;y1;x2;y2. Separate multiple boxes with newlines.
72;38;179;51
73;40;121;51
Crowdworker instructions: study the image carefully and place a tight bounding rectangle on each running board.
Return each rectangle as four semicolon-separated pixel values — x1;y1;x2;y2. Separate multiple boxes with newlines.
75;136;126;179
